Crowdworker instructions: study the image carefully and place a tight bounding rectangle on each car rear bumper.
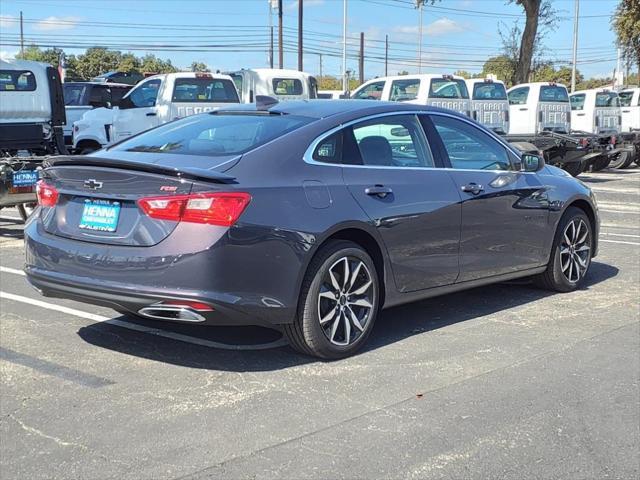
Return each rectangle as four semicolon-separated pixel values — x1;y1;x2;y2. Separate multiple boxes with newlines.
24;218;307;326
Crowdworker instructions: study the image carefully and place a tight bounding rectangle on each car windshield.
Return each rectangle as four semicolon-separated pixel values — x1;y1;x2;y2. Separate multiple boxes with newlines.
595;92;620;108
539;85;569;102
472;82;507;100
110;113;312;156
618;91;634;107
429;78;469;99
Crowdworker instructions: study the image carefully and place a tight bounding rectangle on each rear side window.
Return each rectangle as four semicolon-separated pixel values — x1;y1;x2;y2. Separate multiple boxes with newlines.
112;114;312;157
618;91;633;107
272;78;303;96
63;84;87;105
595;92;620;108
0;70;36;91
431;115;511;171
472;82;507;100
313;131;342;164
429;78;469;99
508;87;529;105
172;78;239;103
539;85;569;102
570;94;586;111
89;85;112;108
350;115;434;168
390;79;420;102
352;81;384;100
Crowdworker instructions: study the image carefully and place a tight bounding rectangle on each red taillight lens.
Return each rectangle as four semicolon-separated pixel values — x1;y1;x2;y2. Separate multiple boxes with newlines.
158;300;214;311
36;181;59;207
137;192;251;226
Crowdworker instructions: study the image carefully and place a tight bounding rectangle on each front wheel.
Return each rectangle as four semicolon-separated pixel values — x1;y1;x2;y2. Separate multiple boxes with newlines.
284;241;380;359
534;207;593;292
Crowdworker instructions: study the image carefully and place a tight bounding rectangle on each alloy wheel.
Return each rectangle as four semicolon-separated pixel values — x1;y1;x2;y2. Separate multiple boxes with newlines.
560;218;591;283
317;256;375;346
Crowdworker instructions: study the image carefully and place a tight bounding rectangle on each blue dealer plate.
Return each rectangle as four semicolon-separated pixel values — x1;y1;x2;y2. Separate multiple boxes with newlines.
79;199;121;232
12;170;38;187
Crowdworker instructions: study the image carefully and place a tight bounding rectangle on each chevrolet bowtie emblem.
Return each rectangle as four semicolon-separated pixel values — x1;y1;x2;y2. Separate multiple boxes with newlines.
84;179;103;190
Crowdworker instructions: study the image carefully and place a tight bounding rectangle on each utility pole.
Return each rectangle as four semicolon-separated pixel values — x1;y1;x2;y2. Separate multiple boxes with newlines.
416;1;423;73
268;1;275;68
319;53;323;84
20;11;24;57
570;0;579;93
298;0;303;71
342;0;348;92
359;32;364;84
270;26;274;68
278;0;283;69
385;34;389;76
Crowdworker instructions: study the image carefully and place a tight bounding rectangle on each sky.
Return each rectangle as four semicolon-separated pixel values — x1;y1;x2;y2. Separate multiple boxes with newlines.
0;0;621;80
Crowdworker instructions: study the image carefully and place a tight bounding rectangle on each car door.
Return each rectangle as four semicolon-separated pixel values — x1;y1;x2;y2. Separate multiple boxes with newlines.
427;113;550;282
340;113;461;292
112;78;162;142
507;86;530;134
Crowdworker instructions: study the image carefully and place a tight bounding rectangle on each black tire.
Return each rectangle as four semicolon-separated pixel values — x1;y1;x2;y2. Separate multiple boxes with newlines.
534;207;593;292
591;155;612;171
561;161;584;177
608;151;629;169
17;203;36;222
283;240;380;359
79;147;99;155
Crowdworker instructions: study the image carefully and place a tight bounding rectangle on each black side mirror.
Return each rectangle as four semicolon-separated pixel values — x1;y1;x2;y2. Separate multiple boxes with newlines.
522;153;545;172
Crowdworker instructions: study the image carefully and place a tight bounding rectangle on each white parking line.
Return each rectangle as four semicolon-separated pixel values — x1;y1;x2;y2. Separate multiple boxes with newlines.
600;239;640;246
0;286;287;351
591;187;640;195
601;232;640;238
1;266;25;276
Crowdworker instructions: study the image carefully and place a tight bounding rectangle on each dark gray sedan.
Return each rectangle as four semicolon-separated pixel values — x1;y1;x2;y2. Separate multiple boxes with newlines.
24;100;599;359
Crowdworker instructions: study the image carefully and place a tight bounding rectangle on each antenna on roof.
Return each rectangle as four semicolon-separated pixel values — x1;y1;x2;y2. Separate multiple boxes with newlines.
255;95;279;111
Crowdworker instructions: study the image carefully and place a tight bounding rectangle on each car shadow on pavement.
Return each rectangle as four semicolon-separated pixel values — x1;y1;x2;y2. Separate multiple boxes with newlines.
77;261;619;372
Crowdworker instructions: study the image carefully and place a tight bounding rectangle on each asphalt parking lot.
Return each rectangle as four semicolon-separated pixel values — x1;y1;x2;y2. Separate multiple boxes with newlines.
1;168;639;480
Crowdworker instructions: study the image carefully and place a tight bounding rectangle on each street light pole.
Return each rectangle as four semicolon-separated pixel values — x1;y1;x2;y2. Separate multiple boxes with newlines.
570;0;579;93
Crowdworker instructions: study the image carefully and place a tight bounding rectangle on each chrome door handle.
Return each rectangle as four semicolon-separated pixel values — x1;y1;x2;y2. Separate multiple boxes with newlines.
461;183;484;195
365;185;393;198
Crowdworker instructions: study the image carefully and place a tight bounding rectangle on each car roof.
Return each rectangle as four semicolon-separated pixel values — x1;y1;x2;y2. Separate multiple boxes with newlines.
64;81;131;87
216;99;461;120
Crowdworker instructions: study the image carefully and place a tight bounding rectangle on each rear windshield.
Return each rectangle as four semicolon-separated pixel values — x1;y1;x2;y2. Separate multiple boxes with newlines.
539;85;569;103
390;78;420;102
570;94;586;111
111;113;312;157
0;70;36;91
429;78;469;99
172;78;239;103
472;82;507;100
64;84;87;105
595;92;620;108
272;78;303;96
618;91;634;107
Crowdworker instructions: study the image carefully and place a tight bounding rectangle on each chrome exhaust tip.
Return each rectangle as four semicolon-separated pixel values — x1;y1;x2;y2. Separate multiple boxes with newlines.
137;305;206;323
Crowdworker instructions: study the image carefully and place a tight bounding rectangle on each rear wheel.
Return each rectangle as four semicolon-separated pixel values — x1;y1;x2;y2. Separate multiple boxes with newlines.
561;161;584;177
608;151;629;169
284;241;379;359
591;155;612;171
534;207;592;292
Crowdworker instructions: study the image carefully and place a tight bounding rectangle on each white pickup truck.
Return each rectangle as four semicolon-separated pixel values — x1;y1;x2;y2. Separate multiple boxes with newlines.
465;77;509;134
351;74;471;116
227;68;318;103
569;88;621;135
72;72;239;153
507;82;571;135
619;87;640;133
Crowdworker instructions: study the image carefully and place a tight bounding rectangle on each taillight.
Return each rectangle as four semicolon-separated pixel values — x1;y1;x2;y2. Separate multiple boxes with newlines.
158;300;214;311
137;192;251;226
36;181;58;207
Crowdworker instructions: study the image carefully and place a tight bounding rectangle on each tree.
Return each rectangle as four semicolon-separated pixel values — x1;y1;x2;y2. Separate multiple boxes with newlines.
75;47;122;79
613;0;640;69
508;0;558;84
190;62;210;72
453;70;472;78
481;55;517;86
118;53;141;73
139;54;177;74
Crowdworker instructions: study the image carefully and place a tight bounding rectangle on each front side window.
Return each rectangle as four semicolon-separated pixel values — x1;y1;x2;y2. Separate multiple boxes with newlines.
429;78;469;99
570;94;586;111
122;79;161;108
508;87;529;105
111;114;312;157
389;79;420;102
595;92;620;108
272;78;303;96
0;70;36;91
352;81;384;100
110;86;131;106
63;84;87;105
618;91;633;107
472;82;507;100
539;85;569;103
431;115;511;171
350;115;434;168
172;78;239;103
